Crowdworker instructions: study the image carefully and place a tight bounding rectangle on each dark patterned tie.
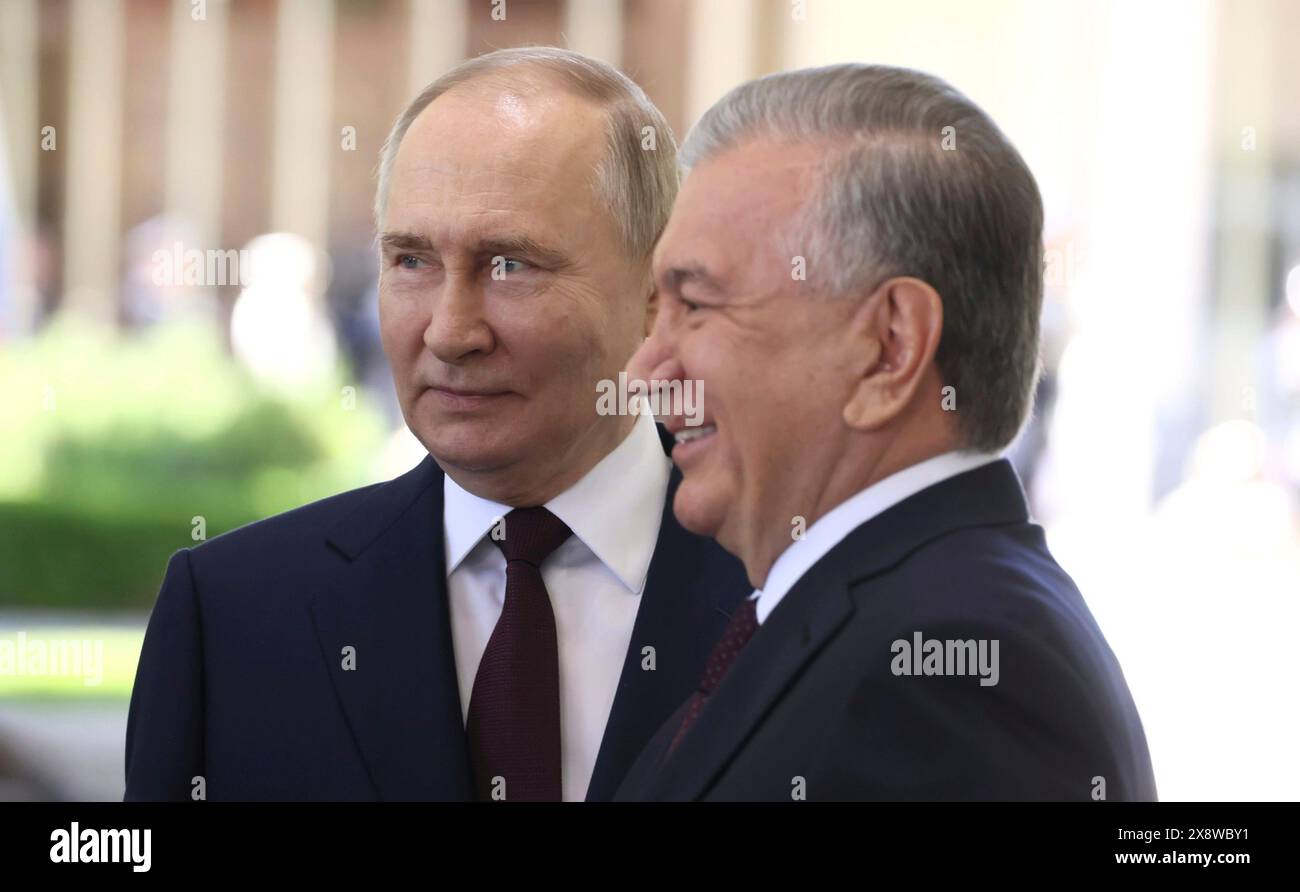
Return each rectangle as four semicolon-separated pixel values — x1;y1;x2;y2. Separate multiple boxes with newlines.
667;597;760;756
465;506;572;801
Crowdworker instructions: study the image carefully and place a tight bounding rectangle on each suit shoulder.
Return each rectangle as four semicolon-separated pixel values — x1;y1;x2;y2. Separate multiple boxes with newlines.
833;522;1154;791
190;480;383;558
185;458;436;571
856;521;1144;733
850;520;1135;699
870;520;1090;632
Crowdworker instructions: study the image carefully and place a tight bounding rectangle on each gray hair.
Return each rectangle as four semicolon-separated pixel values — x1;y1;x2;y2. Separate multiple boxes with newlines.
681;64;1044;453
374;46;678;266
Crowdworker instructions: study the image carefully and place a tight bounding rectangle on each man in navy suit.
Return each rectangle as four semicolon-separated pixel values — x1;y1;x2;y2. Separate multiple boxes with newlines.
124;47;747;802
617;64;1157;801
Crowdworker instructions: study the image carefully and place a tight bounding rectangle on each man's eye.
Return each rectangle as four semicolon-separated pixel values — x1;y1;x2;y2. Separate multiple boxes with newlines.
397;255;423;270
495;257;529;275
681;296;702;312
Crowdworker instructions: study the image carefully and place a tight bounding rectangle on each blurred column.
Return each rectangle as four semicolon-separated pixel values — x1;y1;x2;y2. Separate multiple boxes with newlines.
0;0;39;336
684;0;760;127
164;0;230;254
62;0;126;323
1210;0;1276;422
564;0;624;67
622;0;689;137
778;0;1005;91
407;0;468;97
270;0;335;249
1051;0;1216;520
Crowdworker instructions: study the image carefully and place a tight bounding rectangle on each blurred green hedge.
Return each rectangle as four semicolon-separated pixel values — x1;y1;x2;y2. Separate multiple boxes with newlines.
0;317;387;611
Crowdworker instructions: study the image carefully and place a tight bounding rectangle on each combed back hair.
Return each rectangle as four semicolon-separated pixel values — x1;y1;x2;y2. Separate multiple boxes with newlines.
680;64;1044;452
374;46;678;266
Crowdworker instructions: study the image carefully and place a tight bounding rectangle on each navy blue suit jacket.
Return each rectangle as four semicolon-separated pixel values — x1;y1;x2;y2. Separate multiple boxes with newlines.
124;429;749;801
615;459;1158;801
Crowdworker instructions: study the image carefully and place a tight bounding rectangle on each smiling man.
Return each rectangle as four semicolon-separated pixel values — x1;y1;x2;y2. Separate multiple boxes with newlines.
616;64;1157;801
124;47;748;802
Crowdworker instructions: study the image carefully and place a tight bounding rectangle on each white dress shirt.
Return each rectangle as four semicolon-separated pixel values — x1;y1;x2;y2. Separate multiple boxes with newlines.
753;451;1003;624
443;412;670;801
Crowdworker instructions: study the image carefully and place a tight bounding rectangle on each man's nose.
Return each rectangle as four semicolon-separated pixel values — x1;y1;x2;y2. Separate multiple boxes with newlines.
424;274;494;362
628;307;681;384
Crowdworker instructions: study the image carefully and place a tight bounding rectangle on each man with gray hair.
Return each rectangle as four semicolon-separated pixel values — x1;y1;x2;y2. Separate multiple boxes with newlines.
125;47;748;802
616;64;1156;801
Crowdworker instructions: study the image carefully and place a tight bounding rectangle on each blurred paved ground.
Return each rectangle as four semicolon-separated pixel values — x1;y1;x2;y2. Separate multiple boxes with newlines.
0;700;128;801
0;611;144;801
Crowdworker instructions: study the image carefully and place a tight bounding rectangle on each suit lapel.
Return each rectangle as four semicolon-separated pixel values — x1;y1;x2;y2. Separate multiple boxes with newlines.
311;456;474;800
649;563;855;801
585;464;746;800
646;459;1031;800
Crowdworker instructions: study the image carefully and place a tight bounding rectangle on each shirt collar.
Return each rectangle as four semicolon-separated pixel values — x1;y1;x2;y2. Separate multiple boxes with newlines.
443;412;670;595
443;477;511;574
754;450;1003;624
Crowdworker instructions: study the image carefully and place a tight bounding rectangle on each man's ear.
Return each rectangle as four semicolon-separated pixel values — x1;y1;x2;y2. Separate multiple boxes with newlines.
842;277;944;431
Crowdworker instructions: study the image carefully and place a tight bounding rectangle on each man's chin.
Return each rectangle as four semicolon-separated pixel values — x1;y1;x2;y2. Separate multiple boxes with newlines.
422;430;525;478
672;480;728;544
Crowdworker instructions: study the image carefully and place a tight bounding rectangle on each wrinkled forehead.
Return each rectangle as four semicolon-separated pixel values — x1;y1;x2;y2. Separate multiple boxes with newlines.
654;140;823;280
384;84;612;244
397;84;606;193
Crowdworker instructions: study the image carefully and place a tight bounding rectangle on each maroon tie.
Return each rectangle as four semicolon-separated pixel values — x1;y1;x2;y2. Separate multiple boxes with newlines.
667;597;760;756
465;507;572;801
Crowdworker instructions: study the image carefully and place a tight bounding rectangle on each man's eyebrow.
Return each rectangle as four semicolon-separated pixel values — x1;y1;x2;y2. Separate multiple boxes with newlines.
476;236;570;268
377;231;569;268
661;262;725;295
378;231;434;253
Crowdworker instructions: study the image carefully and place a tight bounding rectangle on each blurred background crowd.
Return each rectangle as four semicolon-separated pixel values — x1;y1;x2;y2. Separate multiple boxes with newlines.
1;0;1297;801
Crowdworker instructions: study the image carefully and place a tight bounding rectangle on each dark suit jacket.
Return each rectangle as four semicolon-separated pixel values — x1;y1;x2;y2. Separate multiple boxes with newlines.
615;459;1158;801
124;428;749;801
